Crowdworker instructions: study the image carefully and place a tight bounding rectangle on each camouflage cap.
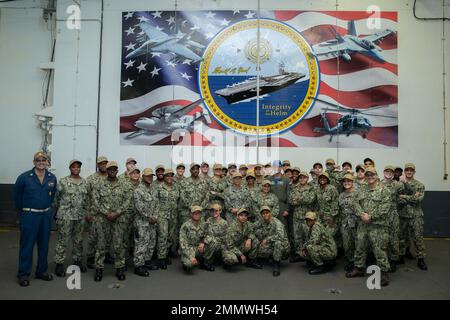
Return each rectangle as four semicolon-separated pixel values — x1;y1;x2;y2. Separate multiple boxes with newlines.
364;157;375;164
284;167;292;172
262;179;272;186
355;164;365;172
191;205;203;213
237;208;249;216
246;172;256;179
282;160;291;166
384;165;395;172
305;211;317;220
228;163;237;169
325;158;335;165
318;172;330;180
232;172;242;178
254;164;262;169
394;166;403;171
69;159;82;167
190;163;200;169
210;203;222;211
106;161;118;169
291;167;301;173
126;157;137;164
96;156;108;164
34;151;48;160
201;161;209;167
130;167;141;174
142;168;154;176
239;164;248;170
260;206;271;213
155;164;165;171
342;161;352;167
365;167;378;175
213;163;223;170
176;163;185;169
299;171;310;178
342;173;354;181
164;168;174;175
404;163;416;171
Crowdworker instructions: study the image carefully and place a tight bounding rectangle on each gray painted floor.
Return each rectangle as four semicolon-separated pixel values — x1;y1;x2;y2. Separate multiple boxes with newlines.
1;228;449;300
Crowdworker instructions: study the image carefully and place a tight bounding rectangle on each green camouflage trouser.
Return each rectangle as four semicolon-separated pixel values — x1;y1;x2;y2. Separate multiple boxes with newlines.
304;243;337;266
222;242;258;265
354;223;390;272
292;214;308;253
156;217;169;259
94;214;128;269
388;211;400;261
399;216;425;259
54;218;85;264
168;213;178;255
256;240;290;262
133;216;157;267
340;219;357;262
181;241;220;268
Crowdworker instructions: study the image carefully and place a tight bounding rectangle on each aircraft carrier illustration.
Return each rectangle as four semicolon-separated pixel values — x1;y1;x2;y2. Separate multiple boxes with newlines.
214;64;305;104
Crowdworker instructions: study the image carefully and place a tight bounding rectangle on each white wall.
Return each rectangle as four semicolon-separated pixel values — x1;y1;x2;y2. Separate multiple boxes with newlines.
1;0;449;192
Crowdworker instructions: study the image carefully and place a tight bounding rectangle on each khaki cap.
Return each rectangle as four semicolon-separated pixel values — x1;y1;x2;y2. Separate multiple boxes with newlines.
404;163;416;171
246;172;256;179
130;167;141;173
365;167;378;175
34;151;48;160
155;165;165;171
237;208;248;215
190;163;200;169
305;211;317;220
176;163;185;169
106;161;118;169
355;164;365;172
342;173;354;181
384;165;395;172
164;168;174;175
210;203;222;211
126;157;137;164
299;171;310;178
262;179;272;186
254;164;262;169
213;163;223;170
232;172;242;179
292;167;301;173
96;156;108;163
191;205;202;213
318;172;330;180
69;159;82;167
260;206;271;213
142;168;154;176
325;158;335;165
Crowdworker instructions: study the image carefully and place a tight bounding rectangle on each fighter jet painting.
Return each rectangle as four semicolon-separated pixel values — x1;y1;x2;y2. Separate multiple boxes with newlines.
125;22;205;63
310;20;395;63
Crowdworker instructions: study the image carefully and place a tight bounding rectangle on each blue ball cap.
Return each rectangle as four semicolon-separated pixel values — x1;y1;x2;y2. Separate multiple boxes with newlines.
272;160;282;167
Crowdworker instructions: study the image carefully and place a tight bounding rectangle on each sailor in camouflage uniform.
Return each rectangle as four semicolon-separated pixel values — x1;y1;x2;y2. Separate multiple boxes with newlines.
54;160;89;277
118;157;137;182
398;163;427;270
179;206;218;272
381;165;403;272
223;173;251;221
287;170;316;262
299;211;337;275
155;168;179;269
207;164;228;212
200;162;212;181
92;161;131;282
178;163;209;225
254;164;265;186
324;159;341;190
252;180;279;224
204;203;228;265
245;173;260;221
222;208;262;269
308;162;323;188
122;168;141;265
338;173;358;272
315;172;340;238
133;168;158;277
174;163;185;183
346;167;391;287
253;206;290;276
85;156;108;269
354;164;367;191
153;165;165;192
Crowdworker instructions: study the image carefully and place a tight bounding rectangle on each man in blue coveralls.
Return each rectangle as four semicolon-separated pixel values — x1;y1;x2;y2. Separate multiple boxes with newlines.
14;151;57;287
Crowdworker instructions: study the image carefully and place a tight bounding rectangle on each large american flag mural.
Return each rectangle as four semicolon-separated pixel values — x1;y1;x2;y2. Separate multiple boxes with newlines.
120;10;398;148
